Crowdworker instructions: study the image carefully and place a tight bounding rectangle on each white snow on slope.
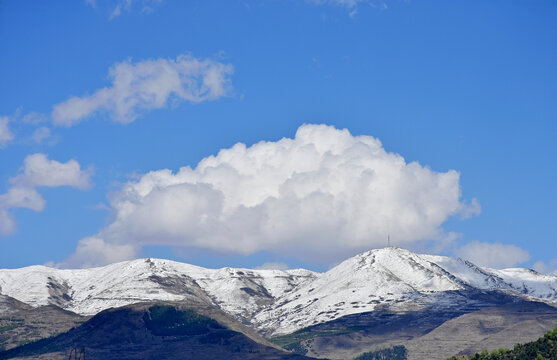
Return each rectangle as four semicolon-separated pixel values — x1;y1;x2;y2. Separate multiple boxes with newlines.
1;247;556;335
491;268;557;300
0;258;316;318
186;266;316;322
423;254;557;298
254;248;557;335
254;247;468;334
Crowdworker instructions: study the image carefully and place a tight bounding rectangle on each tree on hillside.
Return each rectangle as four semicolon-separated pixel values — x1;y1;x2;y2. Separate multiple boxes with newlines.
446;327;557;360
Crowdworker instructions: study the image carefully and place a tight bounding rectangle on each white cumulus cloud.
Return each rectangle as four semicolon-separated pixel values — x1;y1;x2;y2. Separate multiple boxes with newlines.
0;154;93;236
455;241;531;269
63;124;479;267
52;54;233;126
10;153;92;189
0;116;14;148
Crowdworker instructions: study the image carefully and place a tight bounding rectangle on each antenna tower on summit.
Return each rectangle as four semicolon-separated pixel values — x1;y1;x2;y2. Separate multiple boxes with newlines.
388;234;390;247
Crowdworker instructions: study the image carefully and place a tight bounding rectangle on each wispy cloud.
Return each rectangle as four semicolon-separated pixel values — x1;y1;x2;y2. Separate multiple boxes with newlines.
21;111;47;125
533;259;557;276
62;124;480;267
52;54;234;127
309;0;388;16
0;111;54;148
455;241;531;268
0;154;93;236
254;262;291;271
311;0;363;8
0;116;15;148
85;0;164;19
31;127;51;144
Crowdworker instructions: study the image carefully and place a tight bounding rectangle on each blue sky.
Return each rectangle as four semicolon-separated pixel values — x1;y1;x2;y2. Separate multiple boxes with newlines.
0;0;556;272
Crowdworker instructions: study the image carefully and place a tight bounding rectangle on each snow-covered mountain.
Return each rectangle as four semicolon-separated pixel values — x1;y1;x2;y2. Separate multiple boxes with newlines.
1;247;556;335
254;248;557;334
0;258;316;322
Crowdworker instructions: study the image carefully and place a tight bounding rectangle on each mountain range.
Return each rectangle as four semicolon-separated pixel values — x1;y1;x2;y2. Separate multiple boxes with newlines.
2;247;557;359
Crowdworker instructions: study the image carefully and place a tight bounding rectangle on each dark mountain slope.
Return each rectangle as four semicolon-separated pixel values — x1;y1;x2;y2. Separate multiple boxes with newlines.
271;290;520;359
271;298;557;360
0;302;318;360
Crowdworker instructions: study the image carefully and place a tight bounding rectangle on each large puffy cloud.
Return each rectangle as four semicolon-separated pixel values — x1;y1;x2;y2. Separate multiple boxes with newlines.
65;124;480;266
0;116;14;148
455;241;531;269
52;54;233;126
0;154;93;235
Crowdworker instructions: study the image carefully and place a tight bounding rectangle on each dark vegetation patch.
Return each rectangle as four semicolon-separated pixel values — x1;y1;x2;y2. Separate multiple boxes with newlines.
143;305;224;336
270;326;353;354
447;327;557;360
353;345;407;360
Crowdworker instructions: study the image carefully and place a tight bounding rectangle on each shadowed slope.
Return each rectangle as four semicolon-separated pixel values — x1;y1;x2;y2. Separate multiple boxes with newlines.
0;302;317;360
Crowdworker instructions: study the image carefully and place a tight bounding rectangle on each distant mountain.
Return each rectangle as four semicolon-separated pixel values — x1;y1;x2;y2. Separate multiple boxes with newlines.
0;302;316;360
2;247;557;359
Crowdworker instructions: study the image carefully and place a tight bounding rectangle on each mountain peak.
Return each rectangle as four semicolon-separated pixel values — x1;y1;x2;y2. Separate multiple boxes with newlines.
1;250;557;336
352;246;419;262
